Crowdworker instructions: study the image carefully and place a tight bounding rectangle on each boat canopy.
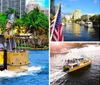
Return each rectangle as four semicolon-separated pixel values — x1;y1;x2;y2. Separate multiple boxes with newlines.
0;34;31;51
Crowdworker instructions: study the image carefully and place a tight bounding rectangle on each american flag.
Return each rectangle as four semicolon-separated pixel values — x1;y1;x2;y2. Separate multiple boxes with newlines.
8;13;14;24
50;4;63;41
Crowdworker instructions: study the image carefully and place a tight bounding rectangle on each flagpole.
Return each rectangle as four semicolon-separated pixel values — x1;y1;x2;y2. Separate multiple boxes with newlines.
1;0;2;12
20;0;21;19
50;3;61;41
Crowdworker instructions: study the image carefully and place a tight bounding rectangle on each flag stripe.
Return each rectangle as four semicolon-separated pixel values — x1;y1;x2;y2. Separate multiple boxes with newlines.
50;4;63;41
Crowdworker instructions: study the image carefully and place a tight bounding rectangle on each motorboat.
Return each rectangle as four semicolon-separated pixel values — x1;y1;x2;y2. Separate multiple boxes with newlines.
85;21;93;28
79;21;85;26
63;55;91;72
0;34;30;71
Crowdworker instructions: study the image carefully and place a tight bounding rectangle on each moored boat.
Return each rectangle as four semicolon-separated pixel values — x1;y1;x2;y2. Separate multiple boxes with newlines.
85;21;93;28
63;55;91;72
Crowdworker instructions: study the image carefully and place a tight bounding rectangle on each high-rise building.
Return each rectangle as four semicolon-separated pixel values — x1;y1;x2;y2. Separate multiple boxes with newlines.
40;8;49;18
26;0;49;18
72;10;82;20
26;0;40;13
50;0;55;15
0;0;25;18
65;15;72;20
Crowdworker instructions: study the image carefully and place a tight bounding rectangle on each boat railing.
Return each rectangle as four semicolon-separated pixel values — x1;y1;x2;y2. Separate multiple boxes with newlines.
3;35;30;52
65;58;85;66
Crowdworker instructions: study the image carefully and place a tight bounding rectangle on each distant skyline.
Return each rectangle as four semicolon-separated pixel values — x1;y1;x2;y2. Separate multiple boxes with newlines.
55;0;100;15
26;0;49;8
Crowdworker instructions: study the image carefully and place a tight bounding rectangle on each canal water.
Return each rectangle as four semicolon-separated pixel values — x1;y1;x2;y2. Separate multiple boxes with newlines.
64;23;100;41
50;45;100;85
0;50;49;85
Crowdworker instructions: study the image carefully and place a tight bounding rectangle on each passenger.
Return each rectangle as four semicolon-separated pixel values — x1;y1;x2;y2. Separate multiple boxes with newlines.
0;43;4;51
65;60;68;64
67;59;70;64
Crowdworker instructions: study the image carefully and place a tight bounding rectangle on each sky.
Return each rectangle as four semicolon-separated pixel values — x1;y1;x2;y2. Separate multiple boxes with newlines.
26;0;49;8
55;0;100;15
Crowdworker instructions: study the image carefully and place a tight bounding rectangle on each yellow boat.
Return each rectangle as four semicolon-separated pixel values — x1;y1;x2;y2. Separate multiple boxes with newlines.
63;56;91;73
0;34;30;71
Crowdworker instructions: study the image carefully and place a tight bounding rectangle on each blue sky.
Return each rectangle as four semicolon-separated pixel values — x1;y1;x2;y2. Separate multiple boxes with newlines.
26;0;49;8
55;0;100;15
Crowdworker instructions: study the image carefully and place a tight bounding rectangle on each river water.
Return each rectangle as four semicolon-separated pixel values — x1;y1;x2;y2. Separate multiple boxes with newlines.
64;23;100;41
50;45;100;85
0;50;49;85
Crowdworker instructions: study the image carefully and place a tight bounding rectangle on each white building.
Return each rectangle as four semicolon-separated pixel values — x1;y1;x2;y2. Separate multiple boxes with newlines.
65;15;72;20
40;8;49;18
72;10;82;20
26;0;49;18
26;0;40;13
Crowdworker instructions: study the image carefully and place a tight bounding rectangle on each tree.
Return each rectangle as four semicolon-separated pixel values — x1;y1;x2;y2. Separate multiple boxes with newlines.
62;17;67;22
75;18;81;23
22;7;48;35
5;8;20;18
0;12;7;33
90;15;100;25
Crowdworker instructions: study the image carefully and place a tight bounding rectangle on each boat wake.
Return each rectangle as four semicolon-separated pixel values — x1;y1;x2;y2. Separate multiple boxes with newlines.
0;66;42;78
50;70;67;85
50;45;100;85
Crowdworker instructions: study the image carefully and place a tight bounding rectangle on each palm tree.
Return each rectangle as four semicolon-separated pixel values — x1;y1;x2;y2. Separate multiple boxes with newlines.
0;12;7;33
22;7;48;35
21;7;49;48
5;8;20;18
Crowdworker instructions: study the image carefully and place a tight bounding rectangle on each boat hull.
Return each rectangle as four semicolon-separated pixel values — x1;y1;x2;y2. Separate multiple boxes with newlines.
7;51;29;65
63;59;91;73
0;51;29;71
69;60;91;72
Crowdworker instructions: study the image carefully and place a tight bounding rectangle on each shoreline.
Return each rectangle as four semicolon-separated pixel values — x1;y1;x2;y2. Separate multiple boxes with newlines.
26;48;49;50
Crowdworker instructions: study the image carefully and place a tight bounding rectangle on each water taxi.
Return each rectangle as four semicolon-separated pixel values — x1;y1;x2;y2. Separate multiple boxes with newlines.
0;34;30;72
63;55;91;72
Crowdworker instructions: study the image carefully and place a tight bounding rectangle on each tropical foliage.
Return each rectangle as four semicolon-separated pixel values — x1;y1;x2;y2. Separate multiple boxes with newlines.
89;15;100;25
0;12;7;33
0;7;49;48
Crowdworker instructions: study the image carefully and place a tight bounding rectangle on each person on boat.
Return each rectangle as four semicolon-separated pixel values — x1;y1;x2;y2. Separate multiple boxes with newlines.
4;20;14;35
0;43;4;51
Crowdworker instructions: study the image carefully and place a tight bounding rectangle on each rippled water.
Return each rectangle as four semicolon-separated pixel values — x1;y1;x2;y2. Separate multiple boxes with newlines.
50;45;100;85
64;23;100;41
0;50;49;85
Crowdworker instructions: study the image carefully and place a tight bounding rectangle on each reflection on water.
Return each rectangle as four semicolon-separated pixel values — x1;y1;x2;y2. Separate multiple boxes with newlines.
64;23;100;41
72;23;81;36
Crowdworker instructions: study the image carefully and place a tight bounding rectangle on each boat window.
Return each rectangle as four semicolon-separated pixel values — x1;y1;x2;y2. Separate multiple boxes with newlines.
78;58;84;61
73;64;78;67
0;38;4;51
5;38;16;51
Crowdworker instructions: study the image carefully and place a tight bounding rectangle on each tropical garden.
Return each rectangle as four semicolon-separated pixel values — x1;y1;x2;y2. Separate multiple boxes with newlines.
0;8;49;49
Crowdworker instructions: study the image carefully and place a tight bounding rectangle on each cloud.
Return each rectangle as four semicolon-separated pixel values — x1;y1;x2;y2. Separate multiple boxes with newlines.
61;4;64;8
62;12;72;15
94;0;100;4
66;4;70;7
94;0;97;4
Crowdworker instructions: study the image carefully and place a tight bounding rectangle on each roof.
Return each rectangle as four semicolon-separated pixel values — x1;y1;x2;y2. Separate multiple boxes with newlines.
28;0;39;5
